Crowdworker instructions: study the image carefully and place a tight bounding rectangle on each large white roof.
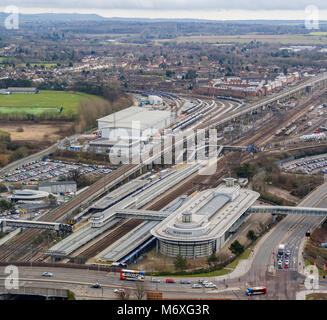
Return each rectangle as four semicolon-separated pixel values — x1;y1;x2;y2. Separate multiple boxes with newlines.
97;106;171;131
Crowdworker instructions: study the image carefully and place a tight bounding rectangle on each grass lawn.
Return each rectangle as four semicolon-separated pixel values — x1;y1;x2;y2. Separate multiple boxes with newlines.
0;90;104;117
225;246;254;270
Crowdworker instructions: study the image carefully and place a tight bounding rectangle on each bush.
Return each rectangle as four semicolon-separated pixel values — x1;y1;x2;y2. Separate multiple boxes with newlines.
247;230;257;241
174;254;189;272
229;240;244;255
236;162;256;180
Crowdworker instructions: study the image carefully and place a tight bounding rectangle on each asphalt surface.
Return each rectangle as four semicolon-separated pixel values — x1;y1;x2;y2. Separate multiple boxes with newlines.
238;181;327;299
0;266;243;299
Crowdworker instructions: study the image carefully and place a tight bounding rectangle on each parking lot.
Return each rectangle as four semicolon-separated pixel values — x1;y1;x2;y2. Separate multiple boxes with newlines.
0;159;114;185
281;154;327;175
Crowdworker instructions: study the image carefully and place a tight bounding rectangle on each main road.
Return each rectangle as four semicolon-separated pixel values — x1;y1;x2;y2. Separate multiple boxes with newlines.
238;181;327;299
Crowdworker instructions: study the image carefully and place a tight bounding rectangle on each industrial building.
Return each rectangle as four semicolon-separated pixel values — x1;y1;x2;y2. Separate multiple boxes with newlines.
150;178;259;258
148;95;163;105
90;106;172;156
38;181;77;194
9;189;49;202
97;106;171;139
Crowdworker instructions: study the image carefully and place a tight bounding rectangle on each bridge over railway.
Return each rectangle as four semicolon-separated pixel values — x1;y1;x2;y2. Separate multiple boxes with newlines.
0;219;72;233
92;205;327;225
247;206;327;216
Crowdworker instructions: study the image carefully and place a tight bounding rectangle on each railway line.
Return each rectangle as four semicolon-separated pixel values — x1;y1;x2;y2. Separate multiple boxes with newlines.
234;88;327;148
1;75;327;263
0;164;137;261
71;219;143;261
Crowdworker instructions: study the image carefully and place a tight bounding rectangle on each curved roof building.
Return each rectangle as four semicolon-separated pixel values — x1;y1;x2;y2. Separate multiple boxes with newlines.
9;189;49;201
150;178;260;258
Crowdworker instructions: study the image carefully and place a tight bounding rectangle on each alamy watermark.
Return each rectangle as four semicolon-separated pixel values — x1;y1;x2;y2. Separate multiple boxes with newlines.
305;5;319;30
4;6;19;30
4;265;19;290
106;123;221;175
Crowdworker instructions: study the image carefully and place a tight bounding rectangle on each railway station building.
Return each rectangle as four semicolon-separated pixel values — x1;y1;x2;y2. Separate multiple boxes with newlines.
150;178;260;258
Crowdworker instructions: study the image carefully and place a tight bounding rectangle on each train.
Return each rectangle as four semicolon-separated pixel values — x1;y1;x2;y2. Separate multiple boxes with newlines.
181;100;203;115
172;101;214;132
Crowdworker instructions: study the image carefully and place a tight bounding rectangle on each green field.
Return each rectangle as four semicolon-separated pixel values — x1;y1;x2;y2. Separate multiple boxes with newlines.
0;107;58;115
0;90;104;117
155;33;327;45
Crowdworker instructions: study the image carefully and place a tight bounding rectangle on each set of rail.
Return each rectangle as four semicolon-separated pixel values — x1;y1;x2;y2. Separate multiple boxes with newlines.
48;167;197;259
172;100;215;132
2;72;327;263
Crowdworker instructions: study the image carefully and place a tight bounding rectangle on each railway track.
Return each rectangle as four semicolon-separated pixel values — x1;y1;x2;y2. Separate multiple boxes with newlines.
72;219;143;261
2;86;327;263
0;164;136;261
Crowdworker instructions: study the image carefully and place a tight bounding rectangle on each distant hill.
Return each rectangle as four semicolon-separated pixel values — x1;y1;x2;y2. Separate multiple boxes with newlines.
0;12;326;25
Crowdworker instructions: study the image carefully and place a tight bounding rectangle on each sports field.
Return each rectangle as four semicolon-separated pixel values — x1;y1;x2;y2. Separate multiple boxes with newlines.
0;90;104;117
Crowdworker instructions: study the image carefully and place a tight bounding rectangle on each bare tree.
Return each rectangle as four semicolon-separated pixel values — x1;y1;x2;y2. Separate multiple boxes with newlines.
134;281;147;300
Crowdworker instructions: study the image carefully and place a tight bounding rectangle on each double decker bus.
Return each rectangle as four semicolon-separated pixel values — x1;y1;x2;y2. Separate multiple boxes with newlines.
120;269;145;281
246;286;267;296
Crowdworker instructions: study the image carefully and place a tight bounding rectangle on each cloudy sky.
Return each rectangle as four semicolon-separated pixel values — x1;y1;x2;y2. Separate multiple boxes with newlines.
0;0;327;20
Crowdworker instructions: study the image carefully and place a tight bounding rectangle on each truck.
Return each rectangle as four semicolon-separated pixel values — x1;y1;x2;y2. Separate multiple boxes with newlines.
278;244;285;256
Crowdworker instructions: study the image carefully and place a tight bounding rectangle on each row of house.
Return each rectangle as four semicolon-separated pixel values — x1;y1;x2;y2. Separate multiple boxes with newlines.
197;72;300;98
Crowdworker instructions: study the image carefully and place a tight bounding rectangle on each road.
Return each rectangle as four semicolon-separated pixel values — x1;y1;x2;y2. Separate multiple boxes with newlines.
238;181;327;299
0;266;243;299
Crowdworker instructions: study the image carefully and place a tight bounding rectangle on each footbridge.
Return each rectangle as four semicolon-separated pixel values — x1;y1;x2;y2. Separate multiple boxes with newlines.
99;205;327;227
0;219;72;232
115;209;170;221
247;206;327;216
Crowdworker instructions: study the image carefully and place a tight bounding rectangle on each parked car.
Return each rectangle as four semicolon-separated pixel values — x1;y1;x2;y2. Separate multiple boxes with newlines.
204;283;217;288
151;278;161;283
192;284;202;288
42;272;53;277
91;283;101;289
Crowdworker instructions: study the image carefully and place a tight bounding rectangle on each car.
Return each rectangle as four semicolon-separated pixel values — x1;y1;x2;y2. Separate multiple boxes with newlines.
204;283;217;288
198;279;206;284
284;259;289;265
114;289;125;294
151;278;161;283
284;264;289;269
42;272;53;277
192;284;202;288
180;280;191;284
91;283;101;289
165;278;176;283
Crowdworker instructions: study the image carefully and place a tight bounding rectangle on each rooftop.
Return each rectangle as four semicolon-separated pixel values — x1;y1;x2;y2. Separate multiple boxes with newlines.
151;179;259;242
97;106;171;131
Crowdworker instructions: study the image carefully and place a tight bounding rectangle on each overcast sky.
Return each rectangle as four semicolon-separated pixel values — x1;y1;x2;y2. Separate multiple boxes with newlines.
1;1;327;20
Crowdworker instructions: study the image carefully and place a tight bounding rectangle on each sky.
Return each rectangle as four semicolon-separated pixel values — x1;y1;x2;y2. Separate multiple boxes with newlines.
0;1;327;20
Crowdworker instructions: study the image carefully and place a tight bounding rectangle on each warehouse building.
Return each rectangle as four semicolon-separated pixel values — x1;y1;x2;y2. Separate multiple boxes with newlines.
150;178;259;258
97;106;171;140
38;181;77;194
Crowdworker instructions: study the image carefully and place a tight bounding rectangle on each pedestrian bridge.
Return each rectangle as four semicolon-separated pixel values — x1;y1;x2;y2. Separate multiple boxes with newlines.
247;206;327;216
0;219;72;232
